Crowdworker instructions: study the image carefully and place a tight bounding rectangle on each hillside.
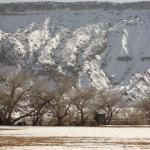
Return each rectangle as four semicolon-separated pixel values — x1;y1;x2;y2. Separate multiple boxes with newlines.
0;1;150;102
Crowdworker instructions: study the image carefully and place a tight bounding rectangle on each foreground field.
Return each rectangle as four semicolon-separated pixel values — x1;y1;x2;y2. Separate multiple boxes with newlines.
0;126;150;150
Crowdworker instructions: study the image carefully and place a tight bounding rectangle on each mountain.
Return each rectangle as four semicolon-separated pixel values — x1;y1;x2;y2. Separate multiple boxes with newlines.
0;1;150;102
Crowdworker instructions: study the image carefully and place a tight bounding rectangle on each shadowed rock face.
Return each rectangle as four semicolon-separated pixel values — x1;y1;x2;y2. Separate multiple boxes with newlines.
0;1;150;100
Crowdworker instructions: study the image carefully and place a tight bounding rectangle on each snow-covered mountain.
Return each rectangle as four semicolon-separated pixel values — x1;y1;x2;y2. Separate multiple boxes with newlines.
0;2;150;101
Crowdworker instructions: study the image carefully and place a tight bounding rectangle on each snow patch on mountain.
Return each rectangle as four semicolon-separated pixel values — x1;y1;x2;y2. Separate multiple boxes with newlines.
0;8;150;101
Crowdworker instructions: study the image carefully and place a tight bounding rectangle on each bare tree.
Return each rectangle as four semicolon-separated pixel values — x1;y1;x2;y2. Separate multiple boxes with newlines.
138;97;150;124
138;97;150;112
28;91;50;126
0;70;33;125
46;74;76;126
96;90;121;125
72;87;95;125
26;73;77;126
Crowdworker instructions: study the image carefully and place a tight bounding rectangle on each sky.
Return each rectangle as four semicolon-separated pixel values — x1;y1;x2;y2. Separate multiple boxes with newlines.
0;0;147;4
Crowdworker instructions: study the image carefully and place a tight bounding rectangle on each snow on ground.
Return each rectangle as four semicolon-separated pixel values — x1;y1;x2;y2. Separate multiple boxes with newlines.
0;126;150;150
0;126;150;138
2;145;150;150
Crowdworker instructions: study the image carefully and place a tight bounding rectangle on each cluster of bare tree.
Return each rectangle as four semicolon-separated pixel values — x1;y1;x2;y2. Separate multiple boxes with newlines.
136;97;150;124
113;97;150;125
2;70;150;126
0;70;123;126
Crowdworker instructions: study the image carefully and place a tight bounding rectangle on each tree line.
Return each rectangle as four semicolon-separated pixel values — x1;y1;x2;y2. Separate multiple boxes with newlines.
0;70;149;126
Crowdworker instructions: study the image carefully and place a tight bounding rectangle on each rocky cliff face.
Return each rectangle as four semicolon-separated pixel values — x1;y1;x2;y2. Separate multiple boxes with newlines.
0;2;150;102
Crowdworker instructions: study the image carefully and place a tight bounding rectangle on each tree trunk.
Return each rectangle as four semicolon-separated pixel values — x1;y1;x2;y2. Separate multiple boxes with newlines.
57;117;63;126
80;109;85;125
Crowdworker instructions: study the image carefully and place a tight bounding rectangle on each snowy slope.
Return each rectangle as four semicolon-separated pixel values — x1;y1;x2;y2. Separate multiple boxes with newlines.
0;2;150;101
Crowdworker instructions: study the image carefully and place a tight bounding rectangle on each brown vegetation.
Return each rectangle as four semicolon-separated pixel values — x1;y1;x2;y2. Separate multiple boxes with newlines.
0;136;150;148
0;70;150;126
